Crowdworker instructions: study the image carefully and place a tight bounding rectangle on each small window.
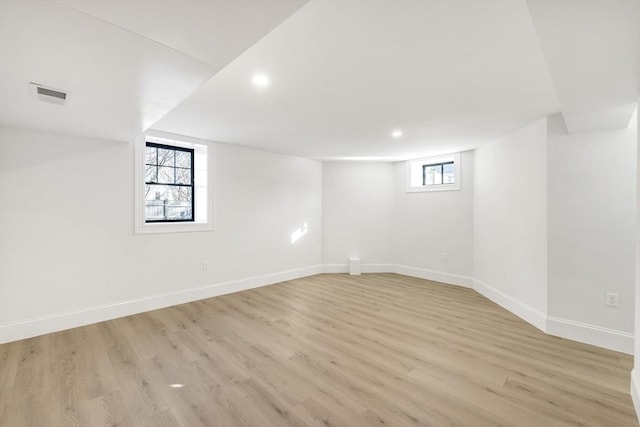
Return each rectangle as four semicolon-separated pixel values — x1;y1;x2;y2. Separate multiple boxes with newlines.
407;153;460;192
135;132;214;234
145;142;194;222
422;161;455;186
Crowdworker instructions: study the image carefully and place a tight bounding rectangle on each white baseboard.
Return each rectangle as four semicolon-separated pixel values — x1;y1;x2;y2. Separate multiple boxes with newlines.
472;279;547;331
546;315;634;355
321;263;472;289
321;263;395;274
0;265;322;344
322;263;350;273
394;265;473;288
472;278;633;355
2;265;634;357
632;369;640;425
364;263;396;273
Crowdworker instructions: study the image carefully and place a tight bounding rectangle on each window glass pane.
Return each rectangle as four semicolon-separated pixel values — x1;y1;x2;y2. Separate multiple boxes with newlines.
158;166;175;184
443;163;455;184
145;146;157;165
143;143;197;224
145;165;157;183
171;186;192;202
175;167;191;184
145;184;166;201
145;184;192;221
157;148;175;166
424;165;443;185
175;150;192;168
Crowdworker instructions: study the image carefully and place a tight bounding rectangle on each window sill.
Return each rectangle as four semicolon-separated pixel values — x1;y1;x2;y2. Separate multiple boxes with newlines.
407;183;460;193
134;221;214;235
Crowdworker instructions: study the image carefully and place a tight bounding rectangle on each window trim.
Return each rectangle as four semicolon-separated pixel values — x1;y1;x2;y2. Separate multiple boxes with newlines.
134;131;214;234
407;152;461;192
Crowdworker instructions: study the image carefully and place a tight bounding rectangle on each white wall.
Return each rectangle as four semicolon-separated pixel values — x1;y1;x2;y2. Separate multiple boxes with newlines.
632;105;640;420
321;162;394;271
392;151;474;286
1;118;636;357
547;114;636;339
473;118;548;329
320;156;474;284
0;126;322;342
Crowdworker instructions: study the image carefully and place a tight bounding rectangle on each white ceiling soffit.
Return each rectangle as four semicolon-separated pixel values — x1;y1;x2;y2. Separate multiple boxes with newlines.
527;0;640;134
0;1;306;143
0;1;212;142
153;0;559;161
59;0;308;69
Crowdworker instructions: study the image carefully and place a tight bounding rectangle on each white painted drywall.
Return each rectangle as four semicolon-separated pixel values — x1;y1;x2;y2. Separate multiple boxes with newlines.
0;126;321;340
321;162;394;269
392;151;474;283
473;118;548;319
1;117;636;355
320;157;474;284
633;104;640;421
547;114;636;334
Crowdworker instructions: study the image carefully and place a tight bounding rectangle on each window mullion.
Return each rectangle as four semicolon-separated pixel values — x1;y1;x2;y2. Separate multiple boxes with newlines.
144;141;195;223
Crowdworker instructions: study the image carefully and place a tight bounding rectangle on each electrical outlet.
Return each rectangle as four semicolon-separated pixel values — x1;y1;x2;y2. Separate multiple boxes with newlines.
202;261;209;271
442;252;449;262
606;292;619;307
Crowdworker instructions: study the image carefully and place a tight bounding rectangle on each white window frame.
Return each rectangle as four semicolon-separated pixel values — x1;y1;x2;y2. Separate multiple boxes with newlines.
134;130;214;234
406;152;461;192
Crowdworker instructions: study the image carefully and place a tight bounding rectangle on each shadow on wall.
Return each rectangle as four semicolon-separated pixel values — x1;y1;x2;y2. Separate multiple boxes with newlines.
0;127;128;173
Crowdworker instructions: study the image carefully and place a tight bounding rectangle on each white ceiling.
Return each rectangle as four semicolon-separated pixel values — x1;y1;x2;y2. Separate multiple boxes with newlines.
59;0;306;69
527;0;640;134
153;0;561;160
0;0;305;142
0;0;638;159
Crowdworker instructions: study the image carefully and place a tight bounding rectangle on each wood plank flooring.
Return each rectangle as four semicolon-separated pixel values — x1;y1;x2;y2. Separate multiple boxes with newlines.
0;273;637;426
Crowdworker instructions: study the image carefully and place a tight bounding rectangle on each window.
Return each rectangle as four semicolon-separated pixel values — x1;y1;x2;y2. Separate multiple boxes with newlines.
422;160;454;186
407;153;460;192
145;142;194;222
135;132;214;234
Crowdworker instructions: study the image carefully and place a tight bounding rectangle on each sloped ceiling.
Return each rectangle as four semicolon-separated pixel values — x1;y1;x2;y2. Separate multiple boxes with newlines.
0;0;305;142
0;0;637;158
527;0;640;134
153;0;560;160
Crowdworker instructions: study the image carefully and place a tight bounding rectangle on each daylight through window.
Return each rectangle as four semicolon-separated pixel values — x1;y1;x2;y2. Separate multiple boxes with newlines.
423;161;455;186
407;153;460;192
145;142;194;222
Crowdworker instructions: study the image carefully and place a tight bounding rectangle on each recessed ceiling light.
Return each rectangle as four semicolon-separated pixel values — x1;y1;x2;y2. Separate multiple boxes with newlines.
252;73;270;88
392;129;403;138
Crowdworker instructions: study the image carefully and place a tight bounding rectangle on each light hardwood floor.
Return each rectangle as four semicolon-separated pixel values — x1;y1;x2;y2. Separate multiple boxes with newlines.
0;273;637;426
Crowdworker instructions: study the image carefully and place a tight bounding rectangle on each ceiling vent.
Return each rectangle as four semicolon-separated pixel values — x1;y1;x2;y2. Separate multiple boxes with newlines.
30;82;68;105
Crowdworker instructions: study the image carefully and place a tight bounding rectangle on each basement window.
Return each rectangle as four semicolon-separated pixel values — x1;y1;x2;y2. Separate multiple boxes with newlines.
135;132;214;234
407;153;460;192
145;142;194;222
